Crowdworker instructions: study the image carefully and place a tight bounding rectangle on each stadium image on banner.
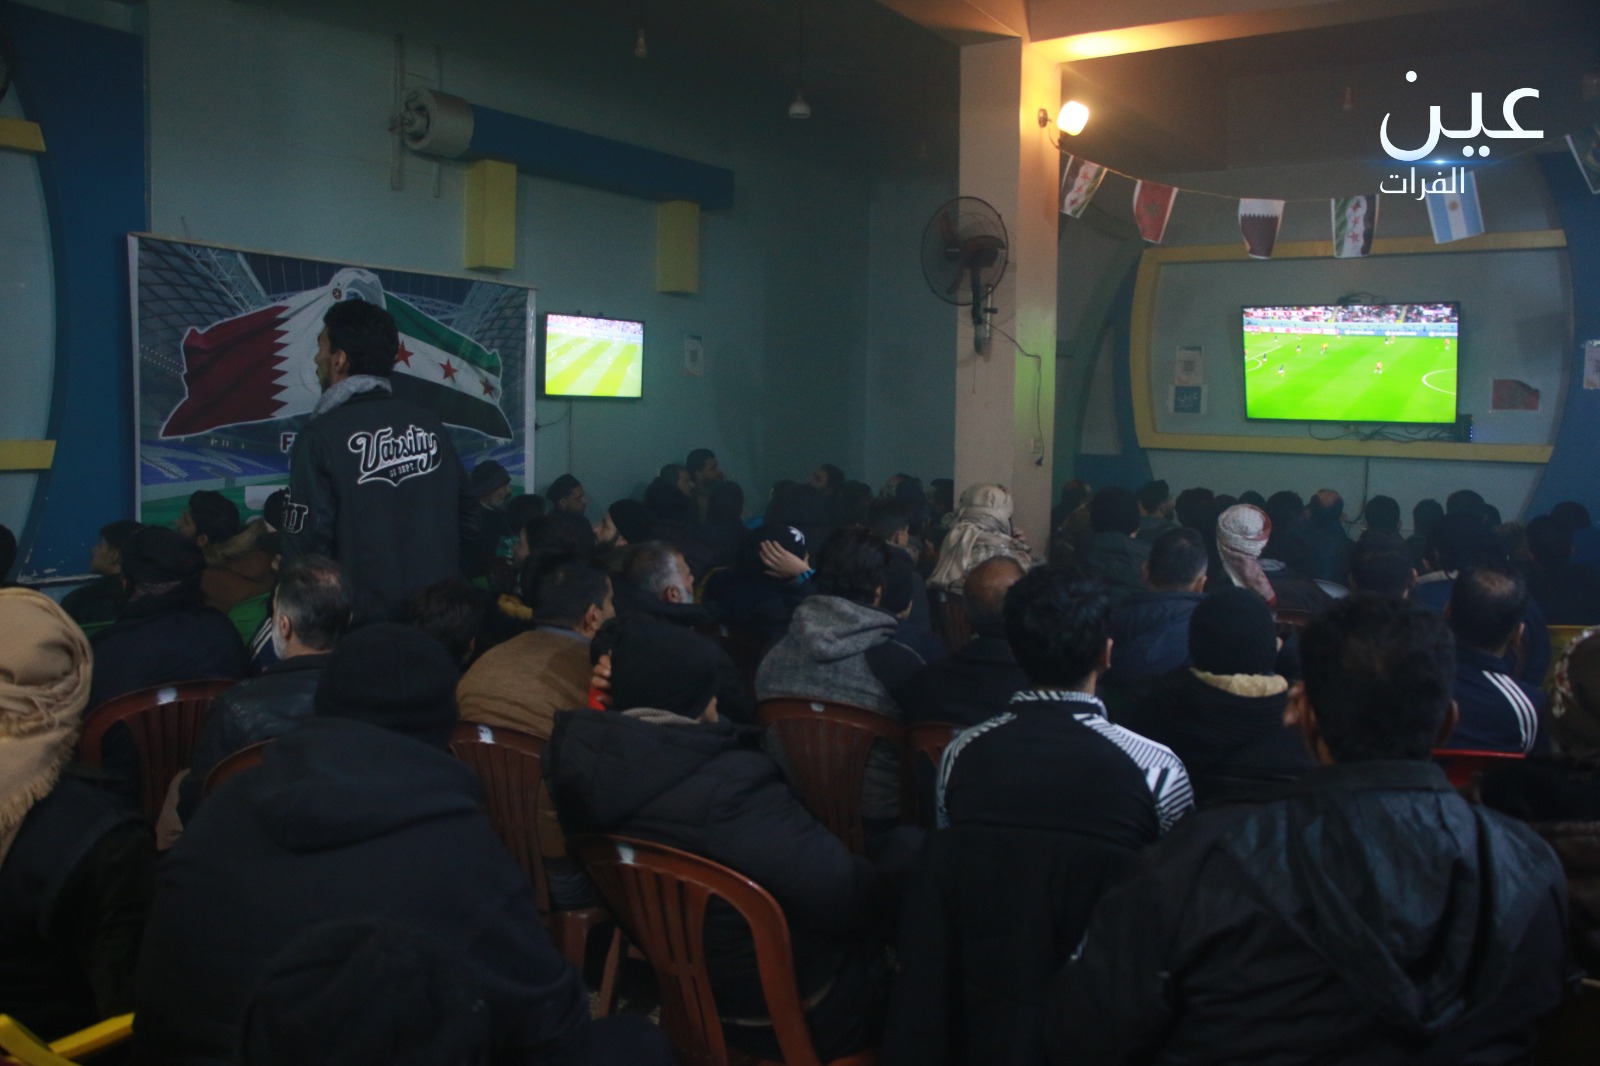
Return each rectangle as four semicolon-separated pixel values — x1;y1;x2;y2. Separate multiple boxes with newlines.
1241;303;1458;424
131;235;535;528
541;314;644;398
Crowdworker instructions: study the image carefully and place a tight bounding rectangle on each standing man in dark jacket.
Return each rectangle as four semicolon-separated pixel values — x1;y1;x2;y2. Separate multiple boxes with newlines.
1051;596;1570;1064
281;299;463;622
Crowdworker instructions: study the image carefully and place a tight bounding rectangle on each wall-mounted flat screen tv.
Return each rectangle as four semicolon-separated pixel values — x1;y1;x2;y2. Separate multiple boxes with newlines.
1242;303;1458;424
541;313;644;398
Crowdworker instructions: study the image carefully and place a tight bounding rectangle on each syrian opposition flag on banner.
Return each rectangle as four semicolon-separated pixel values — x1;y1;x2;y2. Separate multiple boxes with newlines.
1132;180;1178;244
1059;155;1108;218
1426;170;1485;244
1238;199;1285;259
161;269;513;440
1331;195;1378;258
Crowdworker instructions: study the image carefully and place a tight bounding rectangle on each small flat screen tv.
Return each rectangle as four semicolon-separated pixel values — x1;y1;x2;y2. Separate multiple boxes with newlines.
541;313;644;398
1241;303;1458;424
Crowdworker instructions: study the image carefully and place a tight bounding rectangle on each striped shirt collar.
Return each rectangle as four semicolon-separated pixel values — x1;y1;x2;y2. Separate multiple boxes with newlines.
1009;688;1105;717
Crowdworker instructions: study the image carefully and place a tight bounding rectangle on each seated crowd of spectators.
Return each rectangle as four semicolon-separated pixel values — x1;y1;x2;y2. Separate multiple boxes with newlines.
2;459;1599;1066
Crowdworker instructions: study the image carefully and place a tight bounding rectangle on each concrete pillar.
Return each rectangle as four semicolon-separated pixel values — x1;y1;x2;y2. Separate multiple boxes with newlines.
955;39;1059;547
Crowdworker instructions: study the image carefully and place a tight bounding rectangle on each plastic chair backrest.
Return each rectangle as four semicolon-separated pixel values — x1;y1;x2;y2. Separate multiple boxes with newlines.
202;739;274;797
905;722;961;831
447;721;553;915
757;698;904;854
1432;747;1526;788
570;835;825;1066
929;590;973;650
0;1012;133;1065
77;679;237;821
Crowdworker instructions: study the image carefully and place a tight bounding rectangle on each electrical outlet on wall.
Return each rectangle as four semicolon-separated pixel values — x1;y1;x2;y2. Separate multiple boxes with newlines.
1030;435;1045;456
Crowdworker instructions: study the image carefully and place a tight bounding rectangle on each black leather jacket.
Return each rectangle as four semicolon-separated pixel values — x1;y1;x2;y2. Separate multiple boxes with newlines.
177;653;331;822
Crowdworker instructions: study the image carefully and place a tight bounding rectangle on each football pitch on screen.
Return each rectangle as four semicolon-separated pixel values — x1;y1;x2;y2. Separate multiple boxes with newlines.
545;332;643;398
1243;333;1456;423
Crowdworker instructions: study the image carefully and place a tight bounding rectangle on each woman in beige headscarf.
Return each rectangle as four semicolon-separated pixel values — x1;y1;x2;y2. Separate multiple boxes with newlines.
0;588;153;1037
928;484;1032;594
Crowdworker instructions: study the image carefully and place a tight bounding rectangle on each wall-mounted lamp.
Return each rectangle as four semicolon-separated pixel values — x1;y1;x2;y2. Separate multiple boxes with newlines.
1038;100;1090;148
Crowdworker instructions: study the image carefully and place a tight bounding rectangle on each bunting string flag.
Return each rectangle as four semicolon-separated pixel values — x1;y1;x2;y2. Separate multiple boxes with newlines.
1567;124;1600;195
1132;181;1178;244
1238;199;1285;259
1060;155;1109;218
1426;169;1485;244
1331;195;1378;258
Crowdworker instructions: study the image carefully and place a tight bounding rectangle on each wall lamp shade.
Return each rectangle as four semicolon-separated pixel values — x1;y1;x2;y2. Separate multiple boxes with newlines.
1058;100;1090;136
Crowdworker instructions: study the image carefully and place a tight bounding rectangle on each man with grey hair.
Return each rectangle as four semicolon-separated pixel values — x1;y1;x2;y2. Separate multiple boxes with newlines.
177;555;351;824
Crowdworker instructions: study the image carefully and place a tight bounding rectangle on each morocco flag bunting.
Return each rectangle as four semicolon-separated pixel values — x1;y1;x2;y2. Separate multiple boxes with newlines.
1238;199;1285;259
1059;155;1108;218
161;269;513;441
1132;180;1178;244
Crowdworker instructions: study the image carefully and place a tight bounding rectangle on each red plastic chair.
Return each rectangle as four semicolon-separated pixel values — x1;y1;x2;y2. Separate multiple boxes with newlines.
905;722;961;829
571;834;876;1066
448;722;620;1014
202;739;274;797
77;679;237;821
757;699;906;854
1432;748;1525;790
928;590;973;650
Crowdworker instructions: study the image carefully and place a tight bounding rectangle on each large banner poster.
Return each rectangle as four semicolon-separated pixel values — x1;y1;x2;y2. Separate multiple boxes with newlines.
131;235;535;527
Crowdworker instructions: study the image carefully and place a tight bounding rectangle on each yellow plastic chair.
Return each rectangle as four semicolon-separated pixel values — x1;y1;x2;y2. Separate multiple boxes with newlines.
0;1012;133;1065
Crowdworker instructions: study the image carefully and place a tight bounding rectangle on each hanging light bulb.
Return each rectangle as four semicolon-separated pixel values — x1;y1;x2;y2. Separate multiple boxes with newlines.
789;91;811;120
634;28;647;59
1056;99;1090;136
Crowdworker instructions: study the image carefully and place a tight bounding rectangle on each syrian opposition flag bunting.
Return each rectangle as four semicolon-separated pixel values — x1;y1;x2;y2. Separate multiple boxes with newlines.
1331;195;1378;258
1132;180;1178;244
1238;199;1285;259
161;269;512;440
1060;155;1108;218
1426;170;1485;244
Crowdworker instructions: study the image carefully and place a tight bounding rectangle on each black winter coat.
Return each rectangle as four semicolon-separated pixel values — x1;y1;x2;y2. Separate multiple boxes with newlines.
0;777;153;1040
546;710;875;1018
1051;760;1571;1065
176;653;330;822
133;718;593;1066
87;588;249;711
281;387;463;622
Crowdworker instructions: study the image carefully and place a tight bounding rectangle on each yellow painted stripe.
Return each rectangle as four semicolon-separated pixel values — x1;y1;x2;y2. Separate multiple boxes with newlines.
1129;229;1566;462
0;118;45;154
0;440;56;471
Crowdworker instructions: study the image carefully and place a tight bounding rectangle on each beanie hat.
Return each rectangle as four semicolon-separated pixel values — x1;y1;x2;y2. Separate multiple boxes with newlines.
122;526;205;586
1189;586;1279;676
609;617;719;719
607;499;653;546
239;920;489;1066
465;460;510;500
314;623;459;747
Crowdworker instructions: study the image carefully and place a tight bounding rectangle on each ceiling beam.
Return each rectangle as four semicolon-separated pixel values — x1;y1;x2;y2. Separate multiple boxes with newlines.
1028;0;1483;59
873;0;1028;44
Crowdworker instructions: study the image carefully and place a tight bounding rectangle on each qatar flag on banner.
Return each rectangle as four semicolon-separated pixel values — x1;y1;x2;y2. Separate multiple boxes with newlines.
1132;180;1178;244
1238;199;1285;259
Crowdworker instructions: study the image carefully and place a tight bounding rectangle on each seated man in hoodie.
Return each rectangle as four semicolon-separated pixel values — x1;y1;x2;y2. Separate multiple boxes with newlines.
1051;596;1570;1064
1080;488;1150;602
756;528;926;825
1118;587;1314;807
134;623;668;1066
548;617;887;1061
1101;527;1207;709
